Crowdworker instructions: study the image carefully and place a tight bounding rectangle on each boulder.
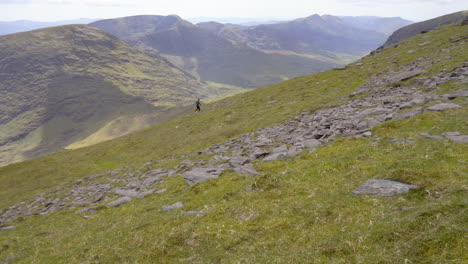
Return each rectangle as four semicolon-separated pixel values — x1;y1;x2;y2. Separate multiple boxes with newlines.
113;188;140;198
162;201;184;211
106;197;132;207
183;167;224;186
352;179;418;196
263;152;288;162
427;103;461;112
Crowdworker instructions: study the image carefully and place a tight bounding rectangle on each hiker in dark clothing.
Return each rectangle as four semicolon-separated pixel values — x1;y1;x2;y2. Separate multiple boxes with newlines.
195;99;201;112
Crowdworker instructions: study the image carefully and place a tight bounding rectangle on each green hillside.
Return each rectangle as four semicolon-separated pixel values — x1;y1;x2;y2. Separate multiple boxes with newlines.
0;21;467;263
91;15;338;88
0;25;242;166
384;10;467;46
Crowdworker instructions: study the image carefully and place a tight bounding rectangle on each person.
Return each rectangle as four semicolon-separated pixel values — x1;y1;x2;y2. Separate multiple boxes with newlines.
195;98;201;112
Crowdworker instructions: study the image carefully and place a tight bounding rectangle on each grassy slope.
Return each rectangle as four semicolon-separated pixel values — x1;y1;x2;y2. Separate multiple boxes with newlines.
0;23;467;263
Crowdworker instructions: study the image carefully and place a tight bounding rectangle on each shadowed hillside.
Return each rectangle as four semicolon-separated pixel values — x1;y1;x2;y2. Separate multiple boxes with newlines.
0;24;239;166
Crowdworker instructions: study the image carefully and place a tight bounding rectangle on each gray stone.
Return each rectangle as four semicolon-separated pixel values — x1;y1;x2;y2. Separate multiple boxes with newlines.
362;131;373;138
444;88;468;99
427;103;462;112
75;207;96;214
389;138;415;144
228;156;250;167
106;197;132;207
1;226;15;231
113;188;140;198
252;147;269;159
155;189;167;194
287;146;303;157
182;211;206;216
352;179;418;196
162;201;184;211
419;133;444;141
263;152;288;162
183;167;224;186
0;256;16;264
270;144;288;153
233;163;259;176
302;139;322;148
392;107;423;120
445;135;468;143
442;132;461;137
354;107;392;120
386;69;426;84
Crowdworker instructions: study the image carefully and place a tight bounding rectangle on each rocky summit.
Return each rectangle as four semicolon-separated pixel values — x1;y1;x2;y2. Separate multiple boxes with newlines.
0;12;467;264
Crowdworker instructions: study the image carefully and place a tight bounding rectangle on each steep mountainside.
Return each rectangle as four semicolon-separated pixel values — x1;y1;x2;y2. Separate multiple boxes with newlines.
339;16;413;35
0;24;229;166
384;10;467;45
0;18;466;263
197;14;387;56
0;18;99;35
91;15;338;88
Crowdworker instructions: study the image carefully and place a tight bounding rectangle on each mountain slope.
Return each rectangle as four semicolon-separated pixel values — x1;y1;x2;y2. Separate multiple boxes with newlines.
0;19;467;263
339;16;413;35
0;24;226;166
197;14;388;56
384;10;467;45
91;15;338;88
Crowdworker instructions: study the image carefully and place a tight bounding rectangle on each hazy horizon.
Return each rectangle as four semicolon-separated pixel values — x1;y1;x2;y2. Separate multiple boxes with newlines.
1;0;467;23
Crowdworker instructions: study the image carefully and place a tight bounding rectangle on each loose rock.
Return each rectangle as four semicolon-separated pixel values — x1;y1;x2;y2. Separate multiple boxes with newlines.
106;197;132;207
352;179;418;196
162;201;184;211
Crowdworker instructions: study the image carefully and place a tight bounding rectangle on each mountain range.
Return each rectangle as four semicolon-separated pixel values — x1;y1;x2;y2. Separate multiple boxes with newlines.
90;15;340;88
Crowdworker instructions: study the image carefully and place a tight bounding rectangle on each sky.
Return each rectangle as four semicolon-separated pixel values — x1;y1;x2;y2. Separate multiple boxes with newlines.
1;0;467;22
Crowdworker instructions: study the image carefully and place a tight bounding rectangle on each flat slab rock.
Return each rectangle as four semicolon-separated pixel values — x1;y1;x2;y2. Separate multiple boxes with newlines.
427;103;461;112
183;167;224;186
106;197;132;207
162;201;184;211
353;179;418;197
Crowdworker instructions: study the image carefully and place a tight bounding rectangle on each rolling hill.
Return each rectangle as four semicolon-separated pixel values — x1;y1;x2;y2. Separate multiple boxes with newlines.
197;14;388;56
90;15;338;88
0;14;466;263
0;24;240;166
384;10;467;46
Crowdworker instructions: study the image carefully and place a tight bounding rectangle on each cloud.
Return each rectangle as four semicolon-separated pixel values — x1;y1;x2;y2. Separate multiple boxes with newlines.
0;0;134;6
337;0;465;4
